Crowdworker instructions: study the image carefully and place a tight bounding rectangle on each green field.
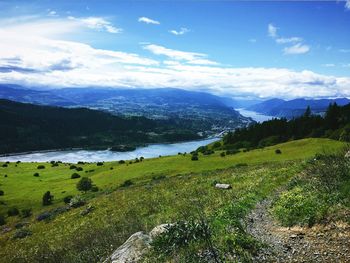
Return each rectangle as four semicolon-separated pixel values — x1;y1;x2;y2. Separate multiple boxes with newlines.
0;138;347;262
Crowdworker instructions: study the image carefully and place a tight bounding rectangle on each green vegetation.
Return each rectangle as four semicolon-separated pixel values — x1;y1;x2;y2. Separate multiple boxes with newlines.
0;99;200;154
223;103;350;150
0;138;347;262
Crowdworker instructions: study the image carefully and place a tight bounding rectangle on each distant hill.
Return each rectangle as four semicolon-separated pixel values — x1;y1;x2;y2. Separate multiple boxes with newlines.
248;98;350;118
0;99;201;154
0;85;252;134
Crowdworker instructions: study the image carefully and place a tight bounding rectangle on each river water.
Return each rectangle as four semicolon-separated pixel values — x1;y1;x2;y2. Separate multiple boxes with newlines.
235;108;274;123
0;138;219;163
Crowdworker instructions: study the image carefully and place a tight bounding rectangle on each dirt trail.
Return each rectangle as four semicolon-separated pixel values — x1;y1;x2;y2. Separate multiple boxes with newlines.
246;198;350;262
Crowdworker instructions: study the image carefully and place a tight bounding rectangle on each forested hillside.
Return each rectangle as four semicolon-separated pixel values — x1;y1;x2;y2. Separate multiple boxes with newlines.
0;99;200;154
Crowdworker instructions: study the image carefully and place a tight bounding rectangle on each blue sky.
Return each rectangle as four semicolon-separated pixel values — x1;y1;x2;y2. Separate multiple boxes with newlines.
0;0;349;99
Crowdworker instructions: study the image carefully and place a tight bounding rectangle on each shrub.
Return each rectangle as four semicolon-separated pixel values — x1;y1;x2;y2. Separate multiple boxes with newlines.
37;165;45;169
69;165;77;169
7;207;19;217
226;149;240;155
120;180;133;188
21;208;32;218
212;141;222;149
275;149;282;154
71;173;81;179
33;172;39;177
118;160;125;164
0;214;5;226
96;162;104;166
51;162;59;167
0;190;4;196
220;152;226;157
76;167;83;171
4;174;7;178
13;229;32;239
2;163;8;167
76;177;93;192
36;211;52;221
191;155;199;161
42;191;54;206
69;195;85;208
235;163;248;168
63;195;73;204
91;186;99;192
152;175;166;181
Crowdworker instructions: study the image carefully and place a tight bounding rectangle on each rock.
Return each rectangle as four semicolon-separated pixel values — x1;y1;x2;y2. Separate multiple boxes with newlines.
345;151;350;158
107;232;151;263
215;183;232;189
106;223;173;263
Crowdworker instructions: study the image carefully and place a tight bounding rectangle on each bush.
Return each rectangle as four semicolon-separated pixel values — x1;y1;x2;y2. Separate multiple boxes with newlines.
42;191;54;206
91;186;99;192
21;208;32;218
33;172;39;177
71;173;81;179
76;167;83;171
7;207;19;217
226;149;240;155
0;190;4;196
69;165;77;169
272;187;322;227
220;152;226;157
13;229;32;239
63;195;73;204
118;160;125;164
120;180;133;188
191;155;199;161
152;175;166;181
97;162;104;166
77;177;93;192
37;165;45;169
2;163;8;167
69;195;85;208
212;141;222;149
0;214;5;226
36;211;52;221
275;149;282;154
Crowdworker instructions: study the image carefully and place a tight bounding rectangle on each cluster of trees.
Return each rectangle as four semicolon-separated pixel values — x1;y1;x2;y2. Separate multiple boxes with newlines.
0;99;200;154
223;103;350;149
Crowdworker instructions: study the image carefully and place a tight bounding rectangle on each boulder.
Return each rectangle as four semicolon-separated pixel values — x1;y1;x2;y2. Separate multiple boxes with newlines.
106;223;172;263
345;151;350;158
215;183;232;189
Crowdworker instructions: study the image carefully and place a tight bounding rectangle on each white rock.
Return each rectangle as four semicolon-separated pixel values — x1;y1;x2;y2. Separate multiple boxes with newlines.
215;183;232;189
345;151;350;158
149;223;172;239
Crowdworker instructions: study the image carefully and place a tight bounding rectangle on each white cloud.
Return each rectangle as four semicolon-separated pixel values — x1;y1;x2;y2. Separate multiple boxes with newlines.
143;44;218;65
249;39;257;43
322;63;336;67
169;27;190;35
339;49;350;53
48;10;57;17
138;17;160;25
0;17;349;99
284;43;310;55
276;37;302;44
268;23;277;38
346;0;350;10
71;17;122;34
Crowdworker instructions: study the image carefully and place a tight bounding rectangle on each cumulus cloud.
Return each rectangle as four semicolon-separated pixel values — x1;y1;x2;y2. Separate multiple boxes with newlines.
0;17;349;99
275;37;302;44
283;43;310;55
138;17;160;25
169;27;190;35
346;0;350;10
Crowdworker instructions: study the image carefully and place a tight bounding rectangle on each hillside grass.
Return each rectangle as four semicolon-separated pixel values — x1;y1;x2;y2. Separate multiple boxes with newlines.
0;138;347;262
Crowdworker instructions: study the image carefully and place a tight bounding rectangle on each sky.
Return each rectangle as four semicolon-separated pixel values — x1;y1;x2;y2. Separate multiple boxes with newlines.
0;0;350;99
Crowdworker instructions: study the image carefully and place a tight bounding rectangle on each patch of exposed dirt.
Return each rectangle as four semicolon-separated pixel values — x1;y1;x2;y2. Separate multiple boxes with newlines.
246;199;350;262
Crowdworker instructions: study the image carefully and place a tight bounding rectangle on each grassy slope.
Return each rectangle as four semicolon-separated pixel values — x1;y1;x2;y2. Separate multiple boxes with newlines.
0;138;346;262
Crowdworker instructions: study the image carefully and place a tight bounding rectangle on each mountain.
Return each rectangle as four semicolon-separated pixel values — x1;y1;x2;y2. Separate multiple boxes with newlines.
0;99;201;154
0;85;253;134
248;98;350;118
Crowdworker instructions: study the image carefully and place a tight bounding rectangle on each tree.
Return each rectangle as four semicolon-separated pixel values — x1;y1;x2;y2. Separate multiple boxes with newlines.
42;191;54;206
76;177;93;192
304;106;311;118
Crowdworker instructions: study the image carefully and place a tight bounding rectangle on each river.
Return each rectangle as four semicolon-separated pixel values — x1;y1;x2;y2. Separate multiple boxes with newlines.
0;138;219;163
235;108;274;123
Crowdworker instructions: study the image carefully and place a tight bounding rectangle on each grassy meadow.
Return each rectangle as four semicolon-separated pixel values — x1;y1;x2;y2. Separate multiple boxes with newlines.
0;138;347;262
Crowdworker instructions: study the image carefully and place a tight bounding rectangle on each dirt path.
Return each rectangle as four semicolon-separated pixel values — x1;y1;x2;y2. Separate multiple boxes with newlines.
246;198;350;262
